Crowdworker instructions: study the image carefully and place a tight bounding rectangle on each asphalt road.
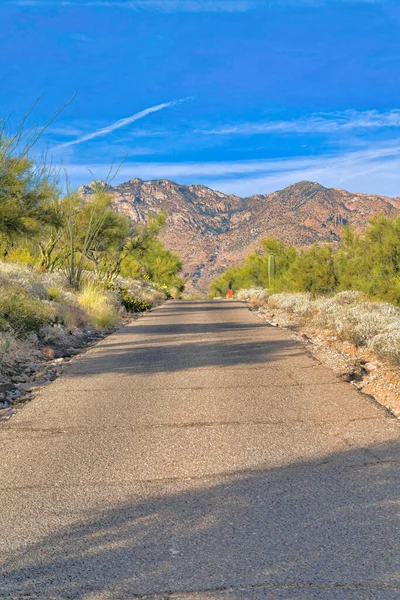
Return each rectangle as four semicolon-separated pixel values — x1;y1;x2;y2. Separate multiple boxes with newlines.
0;300;399;600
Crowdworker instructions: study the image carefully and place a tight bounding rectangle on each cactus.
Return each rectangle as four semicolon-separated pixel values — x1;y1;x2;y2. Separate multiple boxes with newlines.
268;254;276;289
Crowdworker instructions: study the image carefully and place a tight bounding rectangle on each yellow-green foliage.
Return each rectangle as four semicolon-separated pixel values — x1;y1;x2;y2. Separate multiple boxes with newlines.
4;245;36;266
0;287;56;336
335;215;400;304
121;237;184;294
286;245;336;294
47;286;61;302
78;282;119;329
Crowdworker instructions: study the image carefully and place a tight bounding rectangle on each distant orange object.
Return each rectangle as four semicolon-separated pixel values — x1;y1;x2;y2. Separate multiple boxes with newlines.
227;289;233;299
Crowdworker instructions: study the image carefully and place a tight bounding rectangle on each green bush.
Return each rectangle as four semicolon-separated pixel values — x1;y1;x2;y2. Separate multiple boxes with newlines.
118;286;151;313
47;286;61;302
0;287;55;336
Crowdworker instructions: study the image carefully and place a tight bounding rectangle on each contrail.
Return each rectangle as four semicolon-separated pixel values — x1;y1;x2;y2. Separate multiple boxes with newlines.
53;98;188;150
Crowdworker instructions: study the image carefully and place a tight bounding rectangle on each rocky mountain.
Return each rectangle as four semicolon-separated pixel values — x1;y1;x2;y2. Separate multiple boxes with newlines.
79;179;400;292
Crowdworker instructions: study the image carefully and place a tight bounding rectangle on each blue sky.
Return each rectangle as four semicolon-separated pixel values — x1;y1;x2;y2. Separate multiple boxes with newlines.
1;0;400;196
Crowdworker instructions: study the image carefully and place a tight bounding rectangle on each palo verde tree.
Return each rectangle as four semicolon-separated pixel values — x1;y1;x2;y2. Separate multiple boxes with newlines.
57;183;131;289
0;97;73;253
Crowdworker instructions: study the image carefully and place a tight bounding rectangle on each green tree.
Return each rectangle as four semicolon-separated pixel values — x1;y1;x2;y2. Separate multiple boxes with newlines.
0;97;73;251
0;140;59;250
335;215;400;304
286;244;337;294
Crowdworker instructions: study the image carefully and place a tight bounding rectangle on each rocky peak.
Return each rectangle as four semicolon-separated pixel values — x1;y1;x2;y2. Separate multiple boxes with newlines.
81;178;400;292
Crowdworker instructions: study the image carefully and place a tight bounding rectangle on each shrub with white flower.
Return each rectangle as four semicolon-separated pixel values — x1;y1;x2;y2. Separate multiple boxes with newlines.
236;288;269;303
268;293;313;316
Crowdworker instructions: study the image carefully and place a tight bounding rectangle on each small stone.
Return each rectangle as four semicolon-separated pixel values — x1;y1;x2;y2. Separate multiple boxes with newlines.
34;371;47;380
65;348;80;356
18;383;33;392
43;347;55;360
365;362;379;373
339;373;351;382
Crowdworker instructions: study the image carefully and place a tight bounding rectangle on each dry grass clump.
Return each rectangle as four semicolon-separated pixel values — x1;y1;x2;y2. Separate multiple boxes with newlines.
78;282;120;329
0;261;160;374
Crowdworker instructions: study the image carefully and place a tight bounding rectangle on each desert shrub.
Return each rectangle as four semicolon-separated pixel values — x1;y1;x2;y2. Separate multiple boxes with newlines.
315;294;400;347
0;287;56;336
0;261;36;290
106;283;152;313
30;281;48;299
369;332;400;364
118;287;151;312
57;303;88;331
112;276;165;304
78;282;119;329
47;286;62;302
0;262;56;299
335;308;391;346
41;270;69;290
268;293;313;315
236;288;269;303
5;245;36;266
314;292;364;328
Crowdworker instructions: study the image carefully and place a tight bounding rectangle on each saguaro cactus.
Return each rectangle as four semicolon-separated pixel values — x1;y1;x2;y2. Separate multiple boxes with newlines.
268;254;276;289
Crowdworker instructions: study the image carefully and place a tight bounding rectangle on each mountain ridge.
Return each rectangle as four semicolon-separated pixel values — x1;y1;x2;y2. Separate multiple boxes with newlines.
79;179;400;292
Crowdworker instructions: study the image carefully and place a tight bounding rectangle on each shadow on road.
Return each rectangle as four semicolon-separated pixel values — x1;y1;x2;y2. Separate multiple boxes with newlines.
1;442;399;597
63;302;306;377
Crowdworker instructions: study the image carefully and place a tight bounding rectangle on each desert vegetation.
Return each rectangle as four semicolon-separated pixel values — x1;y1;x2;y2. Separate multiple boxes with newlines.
0;109;184;386
210;215;400;305
236;288;400;365
212;216;400;366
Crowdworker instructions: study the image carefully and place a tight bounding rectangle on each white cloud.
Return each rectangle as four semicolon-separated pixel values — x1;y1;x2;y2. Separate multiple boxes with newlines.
52;98;188;150
198;110;400;136
48;126;84;137
63;142;400;198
